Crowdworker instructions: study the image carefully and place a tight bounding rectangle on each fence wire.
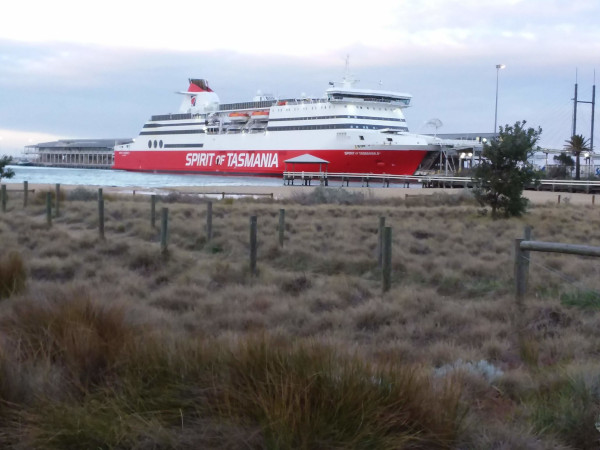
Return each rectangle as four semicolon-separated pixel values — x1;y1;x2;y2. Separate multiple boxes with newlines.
522;254;600;299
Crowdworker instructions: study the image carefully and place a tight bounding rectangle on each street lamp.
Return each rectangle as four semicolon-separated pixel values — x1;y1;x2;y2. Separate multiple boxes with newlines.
494;64;506;136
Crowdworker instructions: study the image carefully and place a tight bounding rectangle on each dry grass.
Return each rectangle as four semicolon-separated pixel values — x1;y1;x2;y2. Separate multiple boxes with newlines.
0;188;599;448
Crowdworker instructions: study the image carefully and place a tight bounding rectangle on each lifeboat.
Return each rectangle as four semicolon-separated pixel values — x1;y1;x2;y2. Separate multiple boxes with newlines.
228;112;250;122
251;110;270;121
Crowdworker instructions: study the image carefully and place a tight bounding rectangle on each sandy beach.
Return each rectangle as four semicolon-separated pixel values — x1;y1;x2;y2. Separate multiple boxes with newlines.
10;182;597;205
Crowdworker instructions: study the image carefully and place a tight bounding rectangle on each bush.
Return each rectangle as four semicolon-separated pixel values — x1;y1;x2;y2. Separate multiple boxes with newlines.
291;186;366;205
67;187;98;201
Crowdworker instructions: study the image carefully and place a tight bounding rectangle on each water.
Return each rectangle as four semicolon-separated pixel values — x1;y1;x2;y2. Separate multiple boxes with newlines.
4;166;281;188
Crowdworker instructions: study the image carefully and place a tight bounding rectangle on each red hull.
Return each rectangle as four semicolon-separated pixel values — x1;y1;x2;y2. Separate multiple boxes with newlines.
114;148;428;176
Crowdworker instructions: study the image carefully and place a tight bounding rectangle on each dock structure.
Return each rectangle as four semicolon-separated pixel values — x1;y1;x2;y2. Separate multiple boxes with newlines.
282;171;600;193
24;138;132;169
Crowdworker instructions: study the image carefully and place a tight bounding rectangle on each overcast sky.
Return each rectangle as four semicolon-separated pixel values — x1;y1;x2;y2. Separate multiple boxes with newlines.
0;0;598;156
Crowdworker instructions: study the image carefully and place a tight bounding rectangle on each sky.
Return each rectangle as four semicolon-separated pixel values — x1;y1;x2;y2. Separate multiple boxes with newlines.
0;0;599;156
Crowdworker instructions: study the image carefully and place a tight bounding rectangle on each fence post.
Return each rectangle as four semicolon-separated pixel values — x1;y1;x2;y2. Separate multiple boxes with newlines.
523;226;532;287
206;201;213;241
160;207;169;254
55;183;60;217
46;192;52;227
278;208;285;247
98;192;105;240
151;195;156;228
382;226;392;293
250;215;257;276
378;216;386;267
514;238;528;307
1;184;5;212
557;194;561;204
23;181;28;208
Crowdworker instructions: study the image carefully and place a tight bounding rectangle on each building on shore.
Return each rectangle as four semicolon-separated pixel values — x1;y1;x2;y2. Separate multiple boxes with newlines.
24;138;133;169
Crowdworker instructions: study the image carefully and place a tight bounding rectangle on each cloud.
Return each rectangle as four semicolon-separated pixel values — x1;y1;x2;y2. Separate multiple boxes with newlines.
0;129;63;156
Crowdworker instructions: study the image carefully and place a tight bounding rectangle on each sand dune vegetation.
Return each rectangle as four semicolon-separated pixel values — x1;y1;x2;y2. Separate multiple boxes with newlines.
1;186;600;448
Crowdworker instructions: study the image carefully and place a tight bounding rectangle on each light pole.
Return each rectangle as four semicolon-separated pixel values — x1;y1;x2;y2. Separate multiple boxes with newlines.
494;64;506;136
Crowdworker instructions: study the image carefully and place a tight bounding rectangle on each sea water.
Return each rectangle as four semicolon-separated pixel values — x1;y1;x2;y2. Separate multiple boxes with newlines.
3;166;282;188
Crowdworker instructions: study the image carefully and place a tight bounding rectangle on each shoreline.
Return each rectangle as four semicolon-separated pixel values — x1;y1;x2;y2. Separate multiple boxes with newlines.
5;182;597;205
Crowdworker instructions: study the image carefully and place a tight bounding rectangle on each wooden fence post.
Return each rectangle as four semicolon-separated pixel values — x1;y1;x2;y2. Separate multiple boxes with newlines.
382;226;392;293
1;185;6;212
46;192;52;227
250;215;257;276
523;226;532;288
55;183;60;217
160;207;169;254
206;201;213;241
23;181;28;208
378;216;386;267
514;238;527;307
151;195;156;228
278;208;285;247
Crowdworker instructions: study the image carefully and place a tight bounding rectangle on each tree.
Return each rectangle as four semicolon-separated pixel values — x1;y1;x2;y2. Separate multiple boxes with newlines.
564;134;590;180
549;152;574;179
473;121;541;218
0;156;15;182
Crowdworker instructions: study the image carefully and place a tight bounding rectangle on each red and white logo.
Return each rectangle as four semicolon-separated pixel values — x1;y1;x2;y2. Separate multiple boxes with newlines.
191;95;197;106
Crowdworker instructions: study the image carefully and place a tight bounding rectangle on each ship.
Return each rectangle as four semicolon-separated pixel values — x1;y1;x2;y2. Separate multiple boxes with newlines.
113;75;457;176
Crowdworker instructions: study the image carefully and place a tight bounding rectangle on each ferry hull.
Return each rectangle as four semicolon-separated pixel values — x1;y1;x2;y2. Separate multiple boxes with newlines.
113;148;428;176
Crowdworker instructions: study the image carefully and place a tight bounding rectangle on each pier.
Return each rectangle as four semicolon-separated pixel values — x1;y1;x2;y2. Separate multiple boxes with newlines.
282;171;600;193
23;138;132;169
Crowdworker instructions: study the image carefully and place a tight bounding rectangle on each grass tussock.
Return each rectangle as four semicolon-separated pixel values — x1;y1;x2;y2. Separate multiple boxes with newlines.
0;251;26;299
0;290;467;449
2;189;600;447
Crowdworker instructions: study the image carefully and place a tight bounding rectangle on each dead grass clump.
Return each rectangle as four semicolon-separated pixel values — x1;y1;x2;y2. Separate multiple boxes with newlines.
280;273;312;296
29;256;78;282
217;338;466;448
0;290;136;391
0;251;26;299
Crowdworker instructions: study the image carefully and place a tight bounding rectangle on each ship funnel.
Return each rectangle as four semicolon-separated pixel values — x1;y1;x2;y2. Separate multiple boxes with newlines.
178;79;220;114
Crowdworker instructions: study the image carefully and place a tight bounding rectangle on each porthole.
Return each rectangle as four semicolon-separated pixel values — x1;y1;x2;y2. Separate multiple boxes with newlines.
159;140;163;148
153;140;157;148
148;140;152;149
